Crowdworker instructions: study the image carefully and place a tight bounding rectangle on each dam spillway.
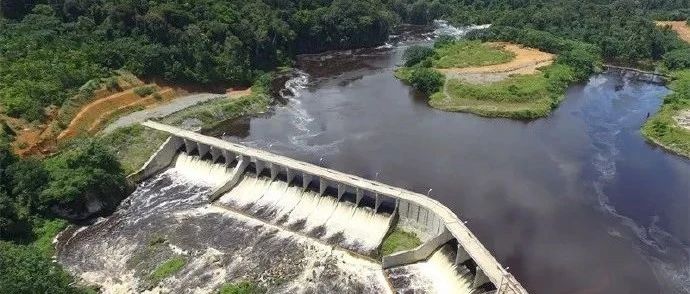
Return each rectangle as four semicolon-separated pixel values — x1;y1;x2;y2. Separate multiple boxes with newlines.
132;120;528;294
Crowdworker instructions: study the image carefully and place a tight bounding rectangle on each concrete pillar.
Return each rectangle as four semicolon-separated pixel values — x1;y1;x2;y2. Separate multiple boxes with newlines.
270;163;278;180
397;199;409;218
197;143;209;158
319;178;327;195
408;203;420;222
472;268;491;289
221;150;231;166
183;139;197;154
209;155;249;201
455;244;472;265
355;188;363;206
286;168;295;184
302;174;312;190
337;184;345;201
254;158;265;176
418;206;428;224
375;194;382;212
210;147;221;163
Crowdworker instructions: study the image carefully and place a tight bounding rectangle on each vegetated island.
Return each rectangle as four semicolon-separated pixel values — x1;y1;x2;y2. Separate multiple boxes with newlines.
395;35;600;119
642;21;690;158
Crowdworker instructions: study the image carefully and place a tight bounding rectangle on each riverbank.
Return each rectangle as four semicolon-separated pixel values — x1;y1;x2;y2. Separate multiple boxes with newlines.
396;40;582;119
641;70;690;158
98;78;272;174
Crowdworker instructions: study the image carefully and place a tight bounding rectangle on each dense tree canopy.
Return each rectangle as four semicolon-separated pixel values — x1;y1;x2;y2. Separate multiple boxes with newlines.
0;1;399;120
0;241;84;293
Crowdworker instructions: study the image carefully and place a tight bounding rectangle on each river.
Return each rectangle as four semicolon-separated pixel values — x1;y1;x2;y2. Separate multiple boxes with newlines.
209;32;690;293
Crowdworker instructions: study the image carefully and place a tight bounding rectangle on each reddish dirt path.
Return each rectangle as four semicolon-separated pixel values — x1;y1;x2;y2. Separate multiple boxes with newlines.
57;85;175;140
657;21;690;44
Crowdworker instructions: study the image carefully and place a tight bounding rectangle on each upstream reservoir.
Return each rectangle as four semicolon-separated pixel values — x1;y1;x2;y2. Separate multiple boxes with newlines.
210;37;690;292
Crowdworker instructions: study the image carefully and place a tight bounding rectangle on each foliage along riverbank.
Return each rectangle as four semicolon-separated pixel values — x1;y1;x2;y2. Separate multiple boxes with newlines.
100;73;273;175
396;34;599;119
640;22;690;159
0;71;273;292
642;71;690;159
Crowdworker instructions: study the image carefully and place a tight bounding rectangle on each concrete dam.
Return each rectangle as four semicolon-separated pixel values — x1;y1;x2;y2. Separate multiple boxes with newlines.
131;121;528;294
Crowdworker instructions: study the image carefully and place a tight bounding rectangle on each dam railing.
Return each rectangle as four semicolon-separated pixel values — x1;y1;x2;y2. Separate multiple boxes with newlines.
135;120;528;294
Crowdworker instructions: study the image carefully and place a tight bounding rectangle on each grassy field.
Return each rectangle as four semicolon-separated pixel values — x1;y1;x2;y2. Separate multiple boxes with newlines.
432;41;515;69
97;125;170;175
161;85;270;129
641;70;690;158
433;64;577;119
379;227;422;256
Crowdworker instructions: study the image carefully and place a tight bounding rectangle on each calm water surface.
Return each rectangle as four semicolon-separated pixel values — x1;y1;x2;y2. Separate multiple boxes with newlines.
212;45;690;293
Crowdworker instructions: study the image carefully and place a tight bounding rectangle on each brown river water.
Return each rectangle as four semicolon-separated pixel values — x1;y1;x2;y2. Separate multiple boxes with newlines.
210;32;690;293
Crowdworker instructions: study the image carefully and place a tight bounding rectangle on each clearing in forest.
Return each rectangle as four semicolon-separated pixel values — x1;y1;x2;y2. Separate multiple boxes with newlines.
428;42;566;119
436;42;555;84
57;85;176;140
656;21;690;44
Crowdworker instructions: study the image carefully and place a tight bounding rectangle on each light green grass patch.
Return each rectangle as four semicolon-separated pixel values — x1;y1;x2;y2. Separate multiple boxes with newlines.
219;281;262;294
97;125;169;175
433;41;515;69
31;218;68;256
380;228;422;256
433;64;577;119
149;256;186;285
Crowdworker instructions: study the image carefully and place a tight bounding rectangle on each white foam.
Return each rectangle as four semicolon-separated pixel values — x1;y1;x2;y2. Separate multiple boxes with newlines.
219;175;392;253
173;154;234;188
389;245;475;293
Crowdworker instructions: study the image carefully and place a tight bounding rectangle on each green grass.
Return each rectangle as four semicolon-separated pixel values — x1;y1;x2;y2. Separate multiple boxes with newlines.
31;219;68;256
380;228;422;256
432;41;515;69
641;70;690;158
219;281;262;294
161;85;271;129
97;125;169;175
96;82;271;176
432;64;578;119
148;256;186;285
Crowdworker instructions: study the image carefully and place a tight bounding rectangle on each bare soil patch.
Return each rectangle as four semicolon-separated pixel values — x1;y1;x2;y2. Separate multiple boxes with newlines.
57;85;176;141
657;21;690;44
437;42;555;84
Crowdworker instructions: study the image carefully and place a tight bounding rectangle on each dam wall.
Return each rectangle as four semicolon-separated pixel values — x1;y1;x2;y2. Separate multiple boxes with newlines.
136;120;528;294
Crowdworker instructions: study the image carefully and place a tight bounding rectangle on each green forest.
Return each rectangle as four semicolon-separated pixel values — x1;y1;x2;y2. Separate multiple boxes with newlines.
1;0;690;292
1;0;689;121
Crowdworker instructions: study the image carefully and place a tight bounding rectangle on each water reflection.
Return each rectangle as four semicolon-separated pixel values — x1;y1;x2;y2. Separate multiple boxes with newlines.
211;43;690;293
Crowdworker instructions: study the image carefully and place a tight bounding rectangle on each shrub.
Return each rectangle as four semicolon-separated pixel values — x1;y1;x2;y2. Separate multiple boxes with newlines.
0;242;80;293
402;45;434;67
663;48;690;70
408;68;444;95
134;86;156;97
41;140;127;219
434;35;455;48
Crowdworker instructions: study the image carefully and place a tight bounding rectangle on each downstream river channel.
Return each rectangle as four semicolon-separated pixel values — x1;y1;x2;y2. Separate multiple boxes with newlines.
211;37;690;292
